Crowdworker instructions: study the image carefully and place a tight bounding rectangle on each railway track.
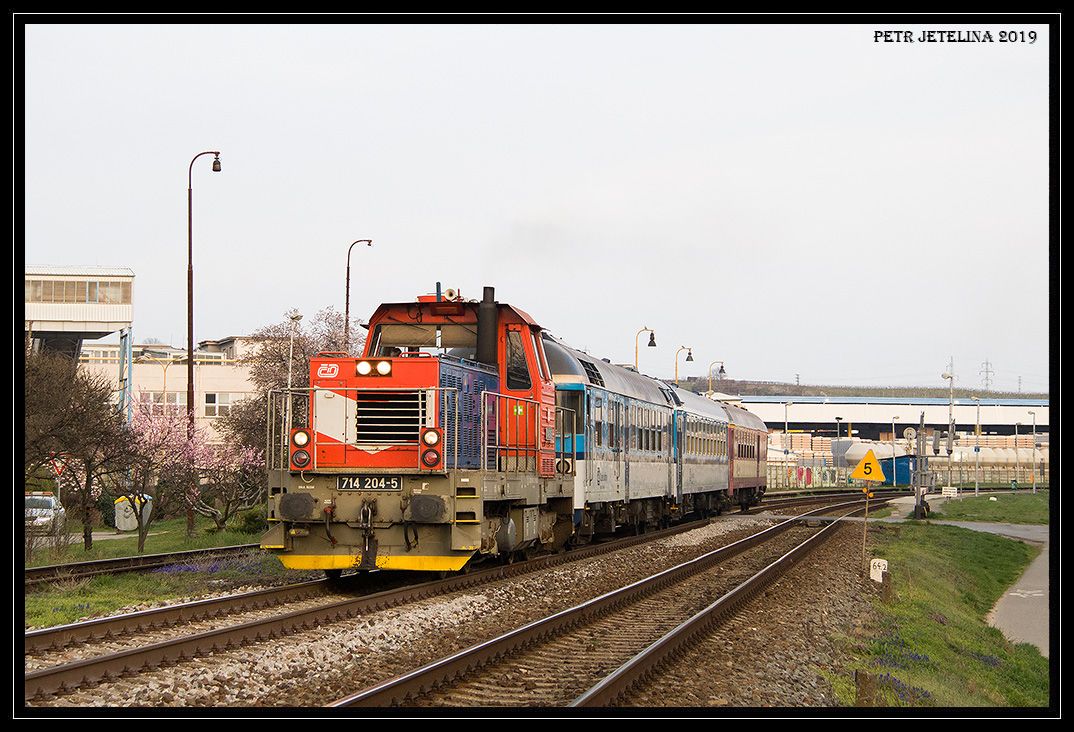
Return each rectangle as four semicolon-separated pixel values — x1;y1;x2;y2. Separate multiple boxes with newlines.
327;497;888;707
25;492;885;704
25;544;261;586
24;514;716;701
571;503;870;706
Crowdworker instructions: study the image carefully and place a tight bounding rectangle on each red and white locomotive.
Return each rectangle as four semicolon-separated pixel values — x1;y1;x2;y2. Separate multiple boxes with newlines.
261;286;766;575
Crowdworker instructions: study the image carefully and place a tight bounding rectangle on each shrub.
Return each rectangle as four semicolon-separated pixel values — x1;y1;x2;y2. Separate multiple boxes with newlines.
95;491;115;528
233;508;268;535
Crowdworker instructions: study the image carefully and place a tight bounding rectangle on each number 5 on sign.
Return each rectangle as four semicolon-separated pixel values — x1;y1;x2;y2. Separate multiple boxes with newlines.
851;449;887;482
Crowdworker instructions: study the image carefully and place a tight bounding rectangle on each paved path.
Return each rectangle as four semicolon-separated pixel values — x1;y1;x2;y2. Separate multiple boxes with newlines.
987;541;1049;657
86;530;166;542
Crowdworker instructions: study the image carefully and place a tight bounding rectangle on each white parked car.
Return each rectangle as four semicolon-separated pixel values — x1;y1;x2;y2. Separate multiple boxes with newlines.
25;492;67;535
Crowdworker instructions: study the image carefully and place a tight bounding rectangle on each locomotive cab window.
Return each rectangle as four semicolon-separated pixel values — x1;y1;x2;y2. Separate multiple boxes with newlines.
505;330;532;390
370;323;478;359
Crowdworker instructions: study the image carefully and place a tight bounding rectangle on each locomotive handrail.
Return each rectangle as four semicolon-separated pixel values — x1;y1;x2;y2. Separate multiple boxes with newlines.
554;405;577;476
481;391;544;474
266;388;312;473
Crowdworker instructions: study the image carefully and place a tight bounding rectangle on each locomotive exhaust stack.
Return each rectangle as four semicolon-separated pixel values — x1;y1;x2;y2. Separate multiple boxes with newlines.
477;285;498;367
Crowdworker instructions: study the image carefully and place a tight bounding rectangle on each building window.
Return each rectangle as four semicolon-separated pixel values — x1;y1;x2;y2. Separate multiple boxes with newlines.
204;392;232;418
139;391;186;416
26;278;132;304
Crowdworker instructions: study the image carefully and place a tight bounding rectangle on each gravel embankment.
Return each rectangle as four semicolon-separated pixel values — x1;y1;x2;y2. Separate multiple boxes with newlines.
625;523;879;707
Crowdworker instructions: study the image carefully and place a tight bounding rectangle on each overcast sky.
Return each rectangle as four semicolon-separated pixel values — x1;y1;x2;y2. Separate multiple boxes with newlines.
23;22;1051;392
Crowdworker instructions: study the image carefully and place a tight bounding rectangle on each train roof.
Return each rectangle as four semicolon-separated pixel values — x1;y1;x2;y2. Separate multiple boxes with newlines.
543;334;672;405
543;334;734;423
668;385;731;423
721;401;768;431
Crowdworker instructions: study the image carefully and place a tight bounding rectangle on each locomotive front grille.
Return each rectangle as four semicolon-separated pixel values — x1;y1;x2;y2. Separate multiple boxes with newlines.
355;390;424;444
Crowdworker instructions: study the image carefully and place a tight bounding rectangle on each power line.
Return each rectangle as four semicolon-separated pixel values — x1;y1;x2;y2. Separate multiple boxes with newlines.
980;359;994;391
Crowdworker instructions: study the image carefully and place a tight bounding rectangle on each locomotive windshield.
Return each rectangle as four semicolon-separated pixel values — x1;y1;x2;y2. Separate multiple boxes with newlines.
369;323;478;359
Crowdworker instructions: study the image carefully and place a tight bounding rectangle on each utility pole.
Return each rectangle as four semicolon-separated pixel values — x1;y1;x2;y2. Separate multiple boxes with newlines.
913;413;930;519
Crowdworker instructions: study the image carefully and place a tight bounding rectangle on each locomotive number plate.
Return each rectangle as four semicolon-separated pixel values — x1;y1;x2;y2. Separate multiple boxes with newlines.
337;475;402;491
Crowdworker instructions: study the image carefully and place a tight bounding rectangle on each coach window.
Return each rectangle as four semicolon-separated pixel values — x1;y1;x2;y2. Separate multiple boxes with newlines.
594;398;604;449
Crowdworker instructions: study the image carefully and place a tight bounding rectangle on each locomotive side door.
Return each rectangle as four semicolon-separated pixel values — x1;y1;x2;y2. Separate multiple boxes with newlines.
498;323;555;475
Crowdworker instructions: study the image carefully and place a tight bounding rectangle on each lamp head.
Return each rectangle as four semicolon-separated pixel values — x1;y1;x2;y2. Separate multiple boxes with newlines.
647;332;656;348
685;349;693;362
212;154;221;173
718;364;726;378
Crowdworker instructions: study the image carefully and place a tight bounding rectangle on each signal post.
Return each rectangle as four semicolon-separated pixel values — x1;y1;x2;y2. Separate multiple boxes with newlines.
850;449;886;571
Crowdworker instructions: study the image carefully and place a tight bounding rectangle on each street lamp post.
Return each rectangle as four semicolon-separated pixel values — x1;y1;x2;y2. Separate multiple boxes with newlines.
1028;411;1036;493
136;353;178;414
674;347;693;387
942;371;954;488
634;327;656;370
186;150;221;536
784;401;793;472
971;397;981;495
707;360;726;395
891;416;900;488
345;239;373;353
835;416;843;482
286;310;303;431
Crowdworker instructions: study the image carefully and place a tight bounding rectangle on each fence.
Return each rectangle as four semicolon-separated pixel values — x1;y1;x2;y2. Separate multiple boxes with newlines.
767;459;1050;491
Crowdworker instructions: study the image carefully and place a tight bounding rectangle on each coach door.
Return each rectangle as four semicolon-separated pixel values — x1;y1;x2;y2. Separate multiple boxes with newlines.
674;411;684;504
727;424;736;498
612;400;623;489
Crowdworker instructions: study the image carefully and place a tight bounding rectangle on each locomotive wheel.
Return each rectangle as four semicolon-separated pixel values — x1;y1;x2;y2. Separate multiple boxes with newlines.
324;569;343;581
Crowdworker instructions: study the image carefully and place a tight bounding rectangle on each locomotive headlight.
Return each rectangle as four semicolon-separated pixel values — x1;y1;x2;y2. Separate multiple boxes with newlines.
292;450;311;468
376;360;392;376
356;360;373;376
422;429;441;446
292;430;310;447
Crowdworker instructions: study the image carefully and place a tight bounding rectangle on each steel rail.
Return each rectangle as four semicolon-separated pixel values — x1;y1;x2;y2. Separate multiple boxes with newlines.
570;502;872;706
24;578;331;655
327;498;886;707
25;544;261;586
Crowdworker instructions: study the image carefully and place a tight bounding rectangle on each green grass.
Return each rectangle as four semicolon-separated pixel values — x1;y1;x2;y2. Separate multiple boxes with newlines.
23;553;309;628
828;523;1049;707
25;515;260;568
930;492;1050;525
868;504;909;520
